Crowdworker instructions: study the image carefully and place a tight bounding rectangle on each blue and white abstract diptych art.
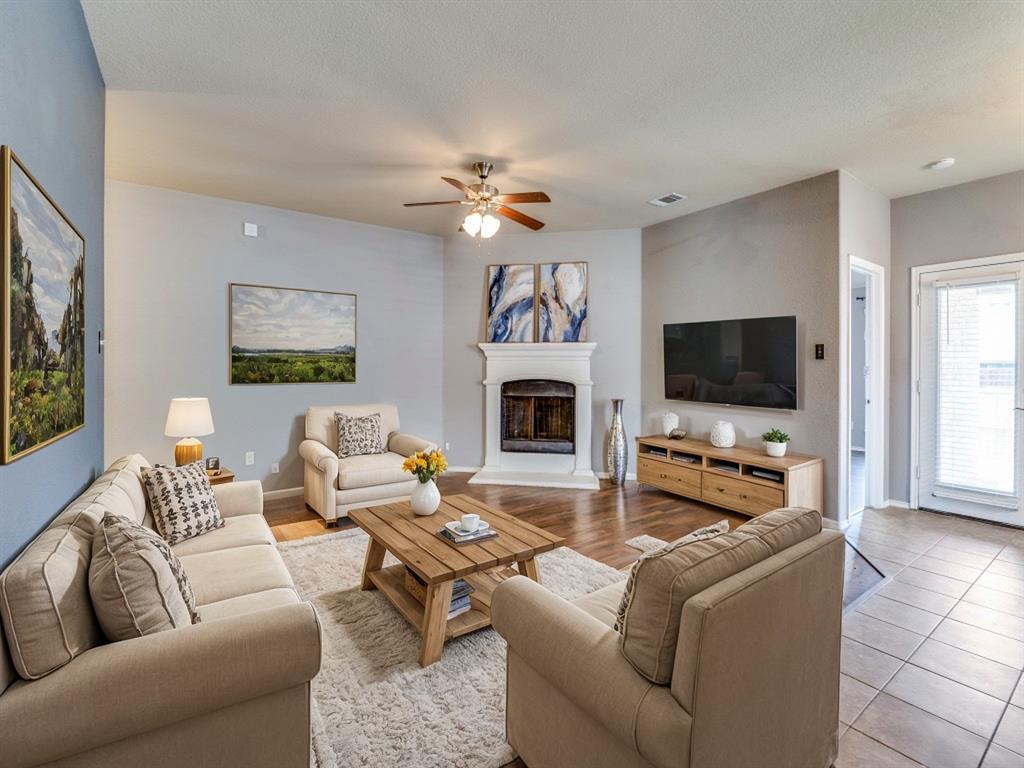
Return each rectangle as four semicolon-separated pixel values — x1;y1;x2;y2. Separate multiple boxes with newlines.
486;264;535;342
539;262;588;342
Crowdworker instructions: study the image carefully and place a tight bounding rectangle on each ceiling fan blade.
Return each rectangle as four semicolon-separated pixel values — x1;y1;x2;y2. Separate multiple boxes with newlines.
442;176;473;195
496;205;545;231
403;200;464;207
494;192;551;204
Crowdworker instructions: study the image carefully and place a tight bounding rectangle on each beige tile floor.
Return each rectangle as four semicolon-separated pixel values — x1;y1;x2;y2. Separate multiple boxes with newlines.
837;506;1024;768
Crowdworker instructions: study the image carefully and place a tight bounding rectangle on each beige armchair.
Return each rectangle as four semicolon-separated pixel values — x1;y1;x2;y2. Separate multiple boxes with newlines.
492;517;845;768
299;403;436;524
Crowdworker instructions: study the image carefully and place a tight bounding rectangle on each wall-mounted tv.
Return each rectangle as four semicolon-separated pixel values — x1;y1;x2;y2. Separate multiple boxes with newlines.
663;316;797;409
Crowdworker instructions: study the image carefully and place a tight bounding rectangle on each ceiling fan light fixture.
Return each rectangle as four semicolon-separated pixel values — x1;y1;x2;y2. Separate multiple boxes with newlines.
463;210;483;237
480;210;501;239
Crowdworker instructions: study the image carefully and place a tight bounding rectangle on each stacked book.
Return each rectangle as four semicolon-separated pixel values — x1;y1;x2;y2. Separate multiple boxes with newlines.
404;569;475;620
437;525;498;546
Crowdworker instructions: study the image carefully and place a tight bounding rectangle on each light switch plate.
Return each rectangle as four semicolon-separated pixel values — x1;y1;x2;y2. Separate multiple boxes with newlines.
245;451;255;465
243;222;258;237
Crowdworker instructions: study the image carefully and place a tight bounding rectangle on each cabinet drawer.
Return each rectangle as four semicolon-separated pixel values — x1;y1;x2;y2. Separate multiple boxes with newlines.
701;474;784;515
638;459;701;498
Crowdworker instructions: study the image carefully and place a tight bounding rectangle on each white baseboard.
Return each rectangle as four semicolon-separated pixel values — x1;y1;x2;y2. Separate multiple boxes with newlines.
596;471;638;481
263;486;303;501
883;499;912;509
447;466;483;473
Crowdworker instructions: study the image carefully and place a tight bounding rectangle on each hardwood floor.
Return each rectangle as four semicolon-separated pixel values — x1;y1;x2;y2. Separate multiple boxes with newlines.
265;471;750;569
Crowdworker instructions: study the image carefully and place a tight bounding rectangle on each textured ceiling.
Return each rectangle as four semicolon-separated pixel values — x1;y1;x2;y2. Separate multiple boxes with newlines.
82;0;1024;235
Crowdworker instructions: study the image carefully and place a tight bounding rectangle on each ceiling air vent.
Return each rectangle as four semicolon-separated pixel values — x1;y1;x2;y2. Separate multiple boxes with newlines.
647;192;688;207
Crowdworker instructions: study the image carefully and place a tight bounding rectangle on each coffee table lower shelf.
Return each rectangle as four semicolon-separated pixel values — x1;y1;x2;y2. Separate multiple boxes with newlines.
367;563;520;641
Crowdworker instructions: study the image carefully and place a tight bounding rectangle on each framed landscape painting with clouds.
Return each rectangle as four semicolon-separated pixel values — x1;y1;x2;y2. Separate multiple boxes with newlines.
229;283;356;384
3;147;86;463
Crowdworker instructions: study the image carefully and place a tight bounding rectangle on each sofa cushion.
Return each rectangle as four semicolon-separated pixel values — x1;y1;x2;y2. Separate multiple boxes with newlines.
89;513;194;641
180;545;295;606
0;454;150;680
170;514;276;557
306;403;400;455
141;462;225;545
198;588;300;622
736;507;822;553
337;452;410;490
617;525;773;684
335;411;385;459
573;582;626;629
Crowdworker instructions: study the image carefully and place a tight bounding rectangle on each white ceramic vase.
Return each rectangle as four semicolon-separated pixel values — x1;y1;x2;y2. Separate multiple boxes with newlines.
410;478;441;516
710;421;736;448
765;441;788;458
661;412;680;438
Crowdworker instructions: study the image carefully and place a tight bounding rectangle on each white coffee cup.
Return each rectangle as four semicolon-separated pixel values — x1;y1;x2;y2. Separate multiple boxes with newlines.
460;513;481;532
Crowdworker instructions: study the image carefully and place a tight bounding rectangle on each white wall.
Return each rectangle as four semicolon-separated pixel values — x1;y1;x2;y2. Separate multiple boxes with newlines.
850;281;867;449
442;229;642;473
889;171;1024;503
642;173;842;518
105;182;444;491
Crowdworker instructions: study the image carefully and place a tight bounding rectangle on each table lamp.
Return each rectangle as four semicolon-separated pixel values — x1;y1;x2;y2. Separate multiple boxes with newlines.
164;397;215;466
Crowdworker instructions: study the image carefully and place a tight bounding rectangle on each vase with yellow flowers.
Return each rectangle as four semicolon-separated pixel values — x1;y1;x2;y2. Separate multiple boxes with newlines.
403;449;448;516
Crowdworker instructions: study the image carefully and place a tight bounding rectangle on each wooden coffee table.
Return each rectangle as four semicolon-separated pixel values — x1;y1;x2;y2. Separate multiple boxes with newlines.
349;494;565;666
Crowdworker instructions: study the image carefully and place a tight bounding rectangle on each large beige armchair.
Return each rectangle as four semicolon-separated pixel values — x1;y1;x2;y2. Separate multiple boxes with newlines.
299;403;437;524
492;511;845;768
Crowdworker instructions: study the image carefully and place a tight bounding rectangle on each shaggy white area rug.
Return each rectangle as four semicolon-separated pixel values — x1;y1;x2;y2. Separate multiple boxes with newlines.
278;528;627;768
624;534;669;553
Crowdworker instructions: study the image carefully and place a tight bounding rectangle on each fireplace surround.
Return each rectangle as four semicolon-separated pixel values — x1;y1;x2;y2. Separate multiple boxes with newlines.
470;342;598;489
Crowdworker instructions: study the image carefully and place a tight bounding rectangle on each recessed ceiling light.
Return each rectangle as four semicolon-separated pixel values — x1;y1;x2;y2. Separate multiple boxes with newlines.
647;192;688;207
924;158;956;171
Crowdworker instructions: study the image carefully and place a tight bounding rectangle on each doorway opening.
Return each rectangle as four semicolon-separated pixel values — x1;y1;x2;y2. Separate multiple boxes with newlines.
842;256;886;523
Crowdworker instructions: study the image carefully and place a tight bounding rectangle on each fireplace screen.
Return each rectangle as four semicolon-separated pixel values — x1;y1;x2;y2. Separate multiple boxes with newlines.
501;380;575;454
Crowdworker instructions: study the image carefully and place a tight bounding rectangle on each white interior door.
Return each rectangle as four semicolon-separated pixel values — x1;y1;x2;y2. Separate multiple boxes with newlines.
917;258;1023;525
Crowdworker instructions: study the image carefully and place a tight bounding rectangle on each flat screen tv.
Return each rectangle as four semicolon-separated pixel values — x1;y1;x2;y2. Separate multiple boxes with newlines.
663;316;797;409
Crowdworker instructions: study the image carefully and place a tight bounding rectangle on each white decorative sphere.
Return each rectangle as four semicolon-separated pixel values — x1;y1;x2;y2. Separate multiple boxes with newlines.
661;412;680;437
710;421;736;448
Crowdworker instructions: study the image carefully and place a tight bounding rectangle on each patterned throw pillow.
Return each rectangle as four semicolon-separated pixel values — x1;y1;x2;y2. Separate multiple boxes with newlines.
89;513;198;641
335;411;384;459
141;461;225;545
614;520;731;633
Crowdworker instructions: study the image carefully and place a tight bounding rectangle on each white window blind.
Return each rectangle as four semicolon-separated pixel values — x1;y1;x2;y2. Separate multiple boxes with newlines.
933;278;1017;495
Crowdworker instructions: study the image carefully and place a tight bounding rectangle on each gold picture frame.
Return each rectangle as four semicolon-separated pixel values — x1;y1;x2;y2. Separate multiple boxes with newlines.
228;282;357;384
2;146;87;464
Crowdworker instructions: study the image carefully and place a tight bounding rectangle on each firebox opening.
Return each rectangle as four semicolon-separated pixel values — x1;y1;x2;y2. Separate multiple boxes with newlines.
501;379;575;454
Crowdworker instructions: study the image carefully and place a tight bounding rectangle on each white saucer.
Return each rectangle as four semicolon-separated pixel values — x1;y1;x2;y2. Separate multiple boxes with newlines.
445;520;490;535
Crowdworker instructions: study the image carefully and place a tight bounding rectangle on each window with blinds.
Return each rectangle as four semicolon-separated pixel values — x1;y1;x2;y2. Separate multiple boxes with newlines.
934;279;1017;495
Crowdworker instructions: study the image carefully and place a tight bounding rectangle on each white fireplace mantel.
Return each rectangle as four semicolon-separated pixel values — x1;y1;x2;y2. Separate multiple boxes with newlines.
469;342;599;490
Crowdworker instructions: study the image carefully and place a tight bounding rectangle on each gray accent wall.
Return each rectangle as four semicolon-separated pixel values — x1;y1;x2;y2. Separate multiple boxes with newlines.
442;230;642;473
642;172;842;518
889;171;1024;503
0;1;105;568
104;182;443;492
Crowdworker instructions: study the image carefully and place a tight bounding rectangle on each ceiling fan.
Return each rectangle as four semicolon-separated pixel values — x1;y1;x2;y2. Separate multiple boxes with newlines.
404;161;550;238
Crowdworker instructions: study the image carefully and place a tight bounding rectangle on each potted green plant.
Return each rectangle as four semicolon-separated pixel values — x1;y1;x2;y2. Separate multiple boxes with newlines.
761;428;790;458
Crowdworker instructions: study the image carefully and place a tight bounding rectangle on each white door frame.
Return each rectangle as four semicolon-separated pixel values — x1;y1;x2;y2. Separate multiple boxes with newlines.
910;251;1024;510
839;254;887;523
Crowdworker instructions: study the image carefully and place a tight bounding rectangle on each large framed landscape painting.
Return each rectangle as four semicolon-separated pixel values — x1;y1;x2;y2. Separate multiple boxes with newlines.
486;264;535;342
3;147;86;463
229;283;356;384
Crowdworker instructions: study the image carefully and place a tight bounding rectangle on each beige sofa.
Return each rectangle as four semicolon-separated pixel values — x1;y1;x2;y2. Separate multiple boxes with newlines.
0;454;321;768
299;403;436;524
492;512;845;768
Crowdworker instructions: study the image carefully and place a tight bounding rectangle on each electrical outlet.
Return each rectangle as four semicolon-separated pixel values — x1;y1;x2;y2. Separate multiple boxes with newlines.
444;442;450;451
815;343;825;360
245;451;255;466
270;462;280;474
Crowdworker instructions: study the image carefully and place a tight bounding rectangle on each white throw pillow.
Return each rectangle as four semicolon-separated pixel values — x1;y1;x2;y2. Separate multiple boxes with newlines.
89;513;196;641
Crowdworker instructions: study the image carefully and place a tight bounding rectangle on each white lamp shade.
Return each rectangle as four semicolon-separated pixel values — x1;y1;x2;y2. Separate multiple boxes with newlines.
164;397;215;437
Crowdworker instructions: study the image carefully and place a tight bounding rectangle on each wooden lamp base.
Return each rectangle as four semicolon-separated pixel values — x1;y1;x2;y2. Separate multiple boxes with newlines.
174;438;203;466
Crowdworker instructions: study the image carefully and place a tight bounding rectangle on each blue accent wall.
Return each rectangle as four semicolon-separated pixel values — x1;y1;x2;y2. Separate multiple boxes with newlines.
0;1;105;568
